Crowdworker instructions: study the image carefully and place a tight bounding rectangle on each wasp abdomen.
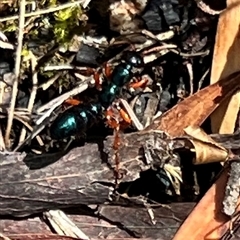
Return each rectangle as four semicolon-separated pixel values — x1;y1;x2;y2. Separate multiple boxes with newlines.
50;103;102;139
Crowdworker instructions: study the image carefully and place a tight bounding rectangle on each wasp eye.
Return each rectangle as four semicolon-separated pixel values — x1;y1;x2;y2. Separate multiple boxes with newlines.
123;51;143;67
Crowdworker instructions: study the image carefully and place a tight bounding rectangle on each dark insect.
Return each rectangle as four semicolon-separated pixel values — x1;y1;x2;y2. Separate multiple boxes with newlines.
50;51;144;139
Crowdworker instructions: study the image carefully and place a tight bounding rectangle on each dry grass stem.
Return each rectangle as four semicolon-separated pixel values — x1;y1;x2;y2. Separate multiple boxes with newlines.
0;0;88;23
0;232;12;240
44;210;90;240
39;55;75;91
18;52;38;145
4;0;26;149
36;78;90;114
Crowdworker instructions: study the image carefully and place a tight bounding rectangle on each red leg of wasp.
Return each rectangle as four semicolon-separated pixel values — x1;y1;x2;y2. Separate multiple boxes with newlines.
106;103;133;128
64;98;82;106
113;124;121;186
93;70;103;90
105;107;119;129
119;108;132;126
103;63;113;80
105;107;121;186
129;76;149;89
93;64;112;90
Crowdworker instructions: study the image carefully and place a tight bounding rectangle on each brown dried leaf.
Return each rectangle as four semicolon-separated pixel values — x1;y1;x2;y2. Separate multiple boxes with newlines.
210;0;240;134
172;4;240;233
173;167;240;240
145;71;240;137
184;126;226;150
183;126;229;164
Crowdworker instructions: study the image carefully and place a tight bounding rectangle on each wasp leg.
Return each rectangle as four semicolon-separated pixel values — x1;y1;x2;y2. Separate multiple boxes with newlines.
105;106;123;187
106;103;133;129
103;62;113;80
93;69;103;91
129;76;149;90
118;104;131;124
93;63;113;91
105;107;119;129
113;124;121;187
64;98;82;106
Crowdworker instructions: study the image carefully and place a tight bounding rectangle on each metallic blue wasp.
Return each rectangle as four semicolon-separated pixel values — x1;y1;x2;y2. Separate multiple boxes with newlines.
50;51;144;139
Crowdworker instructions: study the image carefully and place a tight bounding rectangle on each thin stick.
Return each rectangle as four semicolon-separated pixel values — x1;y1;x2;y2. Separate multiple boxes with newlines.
36;78;90;114
43;64;76;71
0;232;12;240
141;29;175;42
186;62;194;95
82;0;92;8
198;68;210;90
119;98;144;131
39;55;75;90
4;0;25;149
142;44;177;55
0;0;86;23
43;65;89;72
170;48;209;57
44;210;90;240
0;127;5;151
0;39;14;50
0;80;6;150
13;115;44;147
14;79;90;152
18;52;38;145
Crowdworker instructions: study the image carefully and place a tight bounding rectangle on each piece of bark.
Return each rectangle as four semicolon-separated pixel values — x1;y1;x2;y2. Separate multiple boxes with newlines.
104;131;240;160
210;0;240;134
2;235;80;240
144;71;240;137
95;203;194;239
207;132;240;150
0;145;114;217
0;217;51;235
0;203;195;240
104;130;181;174
0;131;239;218
0;134;156;217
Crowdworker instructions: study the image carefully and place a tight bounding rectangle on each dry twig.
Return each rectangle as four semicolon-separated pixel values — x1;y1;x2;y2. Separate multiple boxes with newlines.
14;78;90;152
0;0;88;23
4;0;25;149
186;62;194;95
39;55;75;91
44;210;90;240
18;52;38;145
0;232;12;240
